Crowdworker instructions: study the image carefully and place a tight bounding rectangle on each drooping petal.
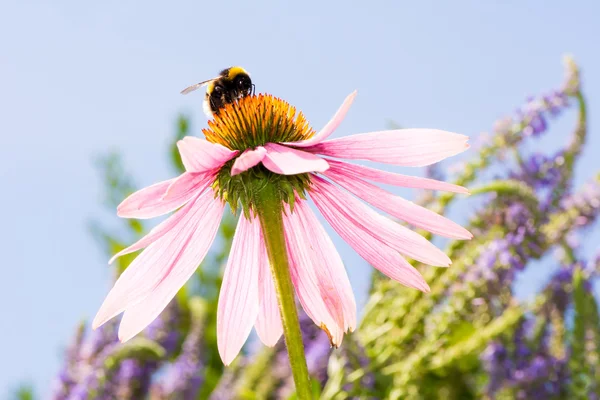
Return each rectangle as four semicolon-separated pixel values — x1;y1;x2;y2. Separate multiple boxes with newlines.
284;91;357;147
324;169;472;240
307;129;469;167
162;171;214;202
93;191;222;330
117;178;180;219
254;233;283;347
311;185;429;291
109;193;199;264
177;136;238;172
283;201;345;347
117;197;224;342
231;147;267;176
116;171;213;220
310;176;451;267
262;143;329;175
294;200;356;332
216;215;261;365
327;159;469;194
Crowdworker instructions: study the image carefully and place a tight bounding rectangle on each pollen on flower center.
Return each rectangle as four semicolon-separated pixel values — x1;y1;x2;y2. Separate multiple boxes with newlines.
203;94;316;151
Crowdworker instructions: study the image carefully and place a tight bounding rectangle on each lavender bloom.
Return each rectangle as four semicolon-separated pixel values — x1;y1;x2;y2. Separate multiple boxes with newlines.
513;356;566;400
52;320;120;400
480;262;589;398
513;152;563;191
544;90;569;116
51;370;76;400
275;311;332;398
482;336;567;398
111;359;155;400
301;311;333;385
67;343;120;400
519;99;548;137
463;203;540;302
113;359;139;398
53;309;168;399
548;267;574;312
78;319;119;364
513;321;532;370
489;80;571;151
519;87;570;138
151;299;206;400
66;336;165;399
528;357;566;398
482;342;511;395
154;339;204;399
561;180;600;227
144;299;182;357
305;332;334;386
51;323;86;399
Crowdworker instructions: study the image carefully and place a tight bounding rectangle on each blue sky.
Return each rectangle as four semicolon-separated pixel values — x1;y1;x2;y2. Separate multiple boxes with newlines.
1;0;599;395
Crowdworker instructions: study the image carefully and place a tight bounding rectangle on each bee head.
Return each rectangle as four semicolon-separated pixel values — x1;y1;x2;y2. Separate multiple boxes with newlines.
200;66;255;118
222;66;253;96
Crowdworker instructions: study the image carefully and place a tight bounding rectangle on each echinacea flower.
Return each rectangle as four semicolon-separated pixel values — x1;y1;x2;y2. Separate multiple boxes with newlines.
93;91;471;365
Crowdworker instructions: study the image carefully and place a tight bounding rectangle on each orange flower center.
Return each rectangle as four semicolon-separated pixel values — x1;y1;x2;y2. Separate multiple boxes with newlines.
203;94;316;151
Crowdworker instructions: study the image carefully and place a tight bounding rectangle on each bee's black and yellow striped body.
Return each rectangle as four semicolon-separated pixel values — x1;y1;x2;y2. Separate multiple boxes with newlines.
181;66;253;118
205;67;253;116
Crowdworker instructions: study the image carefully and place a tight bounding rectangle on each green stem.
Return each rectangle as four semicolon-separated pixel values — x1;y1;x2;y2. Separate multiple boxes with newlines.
569;267;590;398
255;183;312;400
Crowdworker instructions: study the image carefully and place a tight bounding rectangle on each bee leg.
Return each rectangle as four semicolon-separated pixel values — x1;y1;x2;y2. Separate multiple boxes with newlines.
210;96;219;115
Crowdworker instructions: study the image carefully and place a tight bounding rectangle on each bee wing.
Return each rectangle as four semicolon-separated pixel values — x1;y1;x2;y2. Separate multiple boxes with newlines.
180;77;218;95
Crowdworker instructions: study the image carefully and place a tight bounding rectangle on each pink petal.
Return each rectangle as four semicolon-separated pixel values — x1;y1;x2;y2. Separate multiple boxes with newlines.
307;129;469;167
310;176;451;267
116;172;212;220
262;143;330;175
294;200;356;332
117;178;178;219
162;171;214;202
116;197;224;342
177;136;238;173
109;192;200;264
217;215;261;365
254;234;283;347
324;169;472;240
93;191;223;330
231;147;267;176
310;183;430;292
284;91;357;147
327;159;469;194
283;201;345;347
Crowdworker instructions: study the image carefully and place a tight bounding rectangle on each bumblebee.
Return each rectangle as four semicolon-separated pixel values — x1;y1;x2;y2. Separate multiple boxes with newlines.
180;66;254;118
